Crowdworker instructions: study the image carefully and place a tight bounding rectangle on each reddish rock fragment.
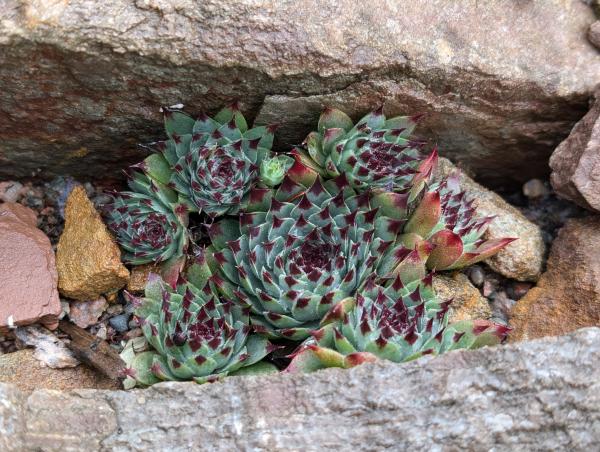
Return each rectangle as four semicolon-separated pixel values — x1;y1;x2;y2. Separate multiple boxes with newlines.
0;202;61;331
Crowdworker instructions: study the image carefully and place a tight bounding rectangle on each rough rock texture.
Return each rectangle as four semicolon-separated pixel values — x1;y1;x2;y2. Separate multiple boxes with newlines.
68;297;108;329
1;328;599;451
437;158;545;281
510;217;600;342
56;187;129;300
434;273;491;323
126;263;159;293
0;202;60;330
1;1;599;187
589;21;600;48
550;86;600;211
0;349;119;393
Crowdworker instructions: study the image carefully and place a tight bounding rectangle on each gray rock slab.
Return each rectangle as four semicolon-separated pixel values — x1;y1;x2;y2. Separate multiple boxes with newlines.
1;0;599;186
1;327;599;451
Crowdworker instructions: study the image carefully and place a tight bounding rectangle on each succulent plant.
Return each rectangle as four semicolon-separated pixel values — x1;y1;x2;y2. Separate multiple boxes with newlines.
105;168;188;265
289;106;434;197
208;173;421;341
142;103;293;217
402;173;516;270
124;254;277;385
286;266;510;373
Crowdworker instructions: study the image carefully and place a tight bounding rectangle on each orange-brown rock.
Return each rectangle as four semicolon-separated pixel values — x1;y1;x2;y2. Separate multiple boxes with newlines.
434;273;491;323
127;263;159;293
510;217;600;342
56;186;129;301
0;349;119;392
0;203;61;331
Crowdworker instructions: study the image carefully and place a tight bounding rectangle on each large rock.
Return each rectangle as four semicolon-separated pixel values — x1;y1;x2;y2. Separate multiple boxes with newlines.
1;1;599;187
0;202;61;331
510;217;600;341
1;328;599;450
56;186;129;300
550;86;600;211
437;158;545;281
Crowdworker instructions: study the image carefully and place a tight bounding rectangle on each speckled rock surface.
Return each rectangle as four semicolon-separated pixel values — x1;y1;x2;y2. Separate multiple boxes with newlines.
589;21;600;48
0;203;61;330
434;273;491;323
0;328;599;451
0;349;119;393
126;263;159;293
56;187;129;300
510;217;600;342
550;85;600;211
1;0;599;187
437;158;546;281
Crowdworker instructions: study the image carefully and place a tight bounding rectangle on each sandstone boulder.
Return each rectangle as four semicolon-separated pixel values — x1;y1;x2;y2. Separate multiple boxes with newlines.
510;217;600;341
0;202;61;330
56;187;129;301
550;86;600;212
1;1;599;187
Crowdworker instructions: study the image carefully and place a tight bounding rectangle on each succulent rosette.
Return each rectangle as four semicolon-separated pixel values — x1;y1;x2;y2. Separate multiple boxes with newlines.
142;103;293;217
208;173;420;341
289;106;434;197
105;168;188;265
124;255;277;385
402;173;516;271
287;264;510;373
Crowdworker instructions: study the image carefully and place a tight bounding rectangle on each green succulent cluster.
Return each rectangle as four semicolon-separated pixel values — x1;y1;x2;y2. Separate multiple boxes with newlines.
110;104;513;387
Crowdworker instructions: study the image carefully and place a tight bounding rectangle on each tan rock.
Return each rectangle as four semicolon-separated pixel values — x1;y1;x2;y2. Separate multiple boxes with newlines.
56;186;129;300
510;217;600;342
550;85;600;212
127;263;159;293
434;273;491;323
0;349;119;392
0;203;61;331
437;158;545;281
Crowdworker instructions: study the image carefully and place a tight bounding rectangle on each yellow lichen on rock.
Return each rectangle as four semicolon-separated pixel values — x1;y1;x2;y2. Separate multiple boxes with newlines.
56;186;129;300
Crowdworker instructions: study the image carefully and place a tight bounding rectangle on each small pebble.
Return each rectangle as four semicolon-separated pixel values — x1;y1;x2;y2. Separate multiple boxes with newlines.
58;300;70;320
106;304;124;316
522;179;549;199
96;324;108;340
483;279;497;297
124;328;144;340
468;266;485;287
510;282;533;300
109;313;130;333
490;291;516;325
0;181;24;203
